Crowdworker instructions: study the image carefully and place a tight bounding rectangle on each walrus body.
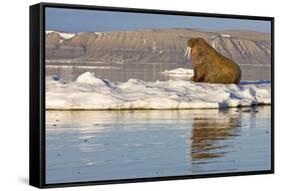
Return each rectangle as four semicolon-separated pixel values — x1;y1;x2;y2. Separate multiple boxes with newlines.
184;38;241;84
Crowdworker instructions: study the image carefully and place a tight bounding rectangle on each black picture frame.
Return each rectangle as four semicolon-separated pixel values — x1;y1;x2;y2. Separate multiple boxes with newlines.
30;2;275;189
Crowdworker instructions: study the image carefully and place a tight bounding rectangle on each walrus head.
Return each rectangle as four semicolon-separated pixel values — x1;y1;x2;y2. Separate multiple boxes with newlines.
184;38;215;60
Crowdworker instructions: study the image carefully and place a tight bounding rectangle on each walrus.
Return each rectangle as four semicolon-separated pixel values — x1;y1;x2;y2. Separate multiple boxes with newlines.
184;38;241;84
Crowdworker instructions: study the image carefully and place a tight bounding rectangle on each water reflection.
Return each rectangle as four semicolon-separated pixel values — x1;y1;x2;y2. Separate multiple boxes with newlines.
46;107;271;183
190;109;242;159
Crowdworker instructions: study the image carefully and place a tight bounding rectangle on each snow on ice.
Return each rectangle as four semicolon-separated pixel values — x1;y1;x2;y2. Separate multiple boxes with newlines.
46;71;271;110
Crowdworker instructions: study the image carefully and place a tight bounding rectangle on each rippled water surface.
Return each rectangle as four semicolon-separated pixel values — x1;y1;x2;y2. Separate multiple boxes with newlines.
46;106;271;184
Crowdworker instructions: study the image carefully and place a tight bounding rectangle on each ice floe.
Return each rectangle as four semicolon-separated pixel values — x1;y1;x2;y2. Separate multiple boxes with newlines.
46;71;271;110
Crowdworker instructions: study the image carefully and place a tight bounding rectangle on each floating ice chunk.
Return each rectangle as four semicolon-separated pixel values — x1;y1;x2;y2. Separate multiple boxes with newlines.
162;68;194;78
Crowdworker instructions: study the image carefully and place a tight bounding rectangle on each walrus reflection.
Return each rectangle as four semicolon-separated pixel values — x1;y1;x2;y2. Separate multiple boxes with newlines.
184;38;241;84
190;113;241;161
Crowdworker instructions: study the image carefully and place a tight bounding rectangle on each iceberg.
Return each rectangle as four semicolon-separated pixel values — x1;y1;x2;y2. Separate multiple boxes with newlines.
46;71;271;110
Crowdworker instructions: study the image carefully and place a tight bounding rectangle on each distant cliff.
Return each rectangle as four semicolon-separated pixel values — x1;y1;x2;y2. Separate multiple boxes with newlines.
46;28;271;65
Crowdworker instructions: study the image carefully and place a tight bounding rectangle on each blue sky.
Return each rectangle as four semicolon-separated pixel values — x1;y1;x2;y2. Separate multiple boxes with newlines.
45;7;271;33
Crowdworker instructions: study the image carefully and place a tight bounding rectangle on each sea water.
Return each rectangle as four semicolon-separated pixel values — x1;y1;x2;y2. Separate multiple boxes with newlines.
46;106;271;184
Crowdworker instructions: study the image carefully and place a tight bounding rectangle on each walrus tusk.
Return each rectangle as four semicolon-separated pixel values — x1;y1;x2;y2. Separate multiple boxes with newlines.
187;47;191;60
211;41;216;49
184;46;191;60
184;47;189;57
184;47;188;57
